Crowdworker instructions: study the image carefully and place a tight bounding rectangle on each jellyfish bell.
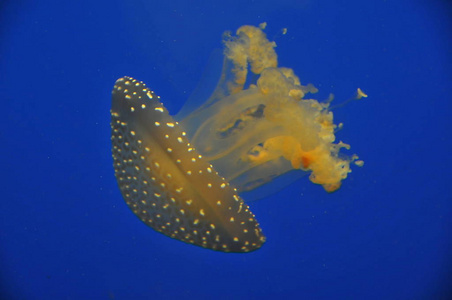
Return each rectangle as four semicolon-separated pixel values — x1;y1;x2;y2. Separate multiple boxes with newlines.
111;24;364;252
111;77;265;253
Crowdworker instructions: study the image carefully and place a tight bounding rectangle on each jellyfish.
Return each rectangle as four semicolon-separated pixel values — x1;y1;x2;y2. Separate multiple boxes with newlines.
111;24;364;252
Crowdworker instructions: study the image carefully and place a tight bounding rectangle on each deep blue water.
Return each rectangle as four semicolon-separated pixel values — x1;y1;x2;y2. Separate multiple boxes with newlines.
1;1;451;299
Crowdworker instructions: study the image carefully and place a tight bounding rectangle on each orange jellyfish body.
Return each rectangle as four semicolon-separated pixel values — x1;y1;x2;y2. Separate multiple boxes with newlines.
111;24;364;252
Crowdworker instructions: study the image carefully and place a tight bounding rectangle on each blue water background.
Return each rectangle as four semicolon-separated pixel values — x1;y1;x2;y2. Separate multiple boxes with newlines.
1;1;451;299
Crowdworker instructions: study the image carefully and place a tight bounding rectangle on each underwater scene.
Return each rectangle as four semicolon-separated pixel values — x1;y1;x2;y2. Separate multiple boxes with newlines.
1;0;451;299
